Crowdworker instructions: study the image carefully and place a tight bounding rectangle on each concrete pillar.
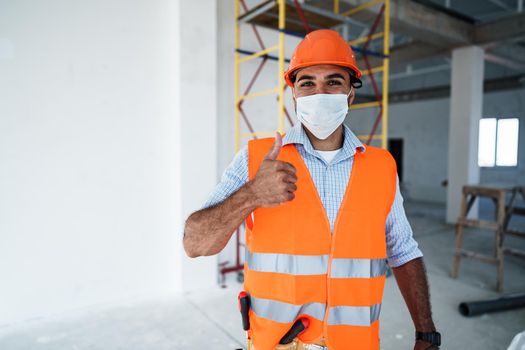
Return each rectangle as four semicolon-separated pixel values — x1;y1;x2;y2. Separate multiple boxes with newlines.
178;0;219;290
446;46;484;223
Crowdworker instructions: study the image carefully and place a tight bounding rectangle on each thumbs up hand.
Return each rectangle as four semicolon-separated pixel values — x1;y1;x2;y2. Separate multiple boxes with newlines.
248;133;298;208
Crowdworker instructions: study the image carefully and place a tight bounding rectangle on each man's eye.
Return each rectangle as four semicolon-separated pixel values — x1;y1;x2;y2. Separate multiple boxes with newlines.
328;80;342;85
300;81;314;87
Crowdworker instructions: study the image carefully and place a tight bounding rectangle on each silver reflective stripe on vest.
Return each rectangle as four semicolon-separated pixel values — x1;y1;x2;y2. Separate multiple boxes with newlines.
246;250;329;275
330;258;387;278
328;304;382;326
250;296;326;323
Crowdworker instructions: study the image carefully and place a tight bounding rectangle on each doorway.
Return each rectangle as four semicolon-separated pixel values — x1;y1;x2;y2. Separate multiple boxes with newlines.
388;138;404;182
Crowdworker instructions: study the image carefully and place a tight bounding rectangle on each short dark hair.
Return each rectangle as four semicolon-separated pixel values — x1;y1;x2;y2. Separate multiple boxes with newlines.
290;67;363;89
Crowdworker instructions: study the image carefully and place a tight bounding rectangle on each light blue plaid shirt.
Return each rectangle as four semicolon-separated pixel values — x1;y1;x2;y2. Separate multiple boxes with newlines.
204;123;423;268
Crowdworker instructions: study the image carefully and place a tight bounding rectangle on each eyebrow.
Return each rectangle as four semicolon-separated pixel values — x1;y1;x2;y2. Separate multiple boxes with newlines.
297;75;315;82
296;73;347;83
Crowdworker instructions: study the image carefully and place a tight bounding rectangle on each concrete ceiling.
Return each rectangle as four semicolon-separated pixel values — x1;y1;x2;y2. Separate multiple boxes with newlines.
327;0;525;98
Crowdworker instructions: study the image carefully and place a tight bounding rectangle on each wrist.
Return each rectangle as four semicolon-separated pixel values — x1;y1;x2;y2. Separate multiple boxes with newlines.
242;181;261;210
415;318;436;333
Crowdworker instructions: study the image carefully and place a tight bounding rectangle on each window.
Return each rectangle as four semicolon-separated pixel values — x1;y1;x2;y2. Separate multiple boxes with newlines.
478;118;519;167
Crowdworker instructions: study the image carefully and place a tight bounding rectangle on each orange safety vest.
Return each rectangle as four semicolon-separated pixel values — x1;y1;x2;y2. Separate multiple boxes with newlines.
244;137;397;350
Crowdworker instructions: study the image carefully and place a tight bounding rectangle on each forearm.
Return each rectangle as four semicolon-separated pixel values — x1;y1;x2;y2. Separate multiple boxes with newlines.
392;257;436;332
184;133;296;258
183;182;258;258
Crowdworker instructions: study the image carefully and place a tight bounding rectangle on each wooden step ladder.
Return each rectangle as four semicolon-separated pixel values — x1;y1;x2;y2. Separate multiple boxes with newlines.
451;185;525;292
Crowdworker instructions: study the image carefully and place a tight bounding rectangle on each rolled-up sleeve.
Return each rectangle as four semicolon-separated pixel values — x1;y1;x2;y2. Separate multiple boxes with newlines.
202;146;249;209
385;175;423;267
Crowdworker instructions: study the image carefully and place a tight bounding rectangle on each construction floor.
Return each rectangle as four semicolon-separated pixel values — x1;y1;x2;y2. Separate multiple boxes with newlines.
1;200;524;350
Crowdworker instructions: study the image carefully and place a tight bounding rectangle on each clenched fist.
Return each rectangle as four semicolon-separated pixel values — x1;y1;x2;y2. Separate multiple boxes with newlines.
248;132;298;207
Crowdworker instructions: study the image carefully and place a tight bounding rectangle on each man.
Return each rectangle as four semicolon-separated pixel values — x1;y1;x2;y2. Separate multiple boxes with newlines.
183;29;440;350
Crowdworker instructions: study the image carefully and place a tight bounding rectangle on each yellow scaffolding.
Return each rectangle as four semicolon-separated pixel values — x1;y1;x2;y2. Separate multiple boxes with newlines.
224;0;391;283
234;0;391;151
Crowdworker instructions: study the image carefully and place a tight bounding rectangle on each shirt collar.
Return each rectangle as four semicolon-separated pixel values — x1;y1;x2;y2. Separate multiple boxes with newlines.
282;123;366;162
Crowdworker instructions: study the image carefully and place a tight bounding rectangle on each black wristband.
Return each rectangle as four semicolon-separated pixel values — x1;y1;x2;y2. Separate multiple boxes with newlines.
416;331;441;346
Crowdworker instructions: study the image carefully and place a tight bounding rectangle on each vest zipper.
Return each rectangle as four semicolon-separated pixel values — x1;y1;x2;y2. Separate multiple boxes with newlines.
322;150;361;345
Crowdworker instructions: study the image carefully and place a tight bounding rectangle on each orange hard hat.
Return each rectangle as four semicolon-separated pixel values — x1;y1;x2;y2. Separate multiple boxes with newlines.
284;29;362;87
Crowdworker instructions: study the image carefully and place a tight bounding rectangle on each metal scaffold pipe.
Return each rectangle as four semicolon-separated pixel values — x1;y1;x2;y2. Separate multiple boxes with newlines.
459;293;525;317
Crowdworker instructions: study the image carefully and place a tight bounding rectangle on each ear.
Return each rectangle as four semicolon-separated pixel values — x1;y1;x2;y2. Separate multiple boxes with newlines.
348;86;356;106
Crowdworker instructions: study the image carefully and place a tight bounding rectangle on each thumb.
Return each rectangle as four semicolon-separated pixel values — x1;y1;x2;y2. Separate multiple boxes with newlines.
264;132;283;160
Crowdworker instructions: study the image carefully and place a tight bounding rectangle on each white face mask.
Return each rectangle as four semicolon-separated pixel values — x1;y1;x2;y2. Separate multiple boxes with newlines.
294;92;350;140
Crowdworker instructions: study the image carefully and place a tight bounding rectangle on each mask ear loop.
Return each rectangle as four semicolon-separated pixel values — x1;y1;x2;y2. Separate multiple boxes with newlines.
347;86;354;104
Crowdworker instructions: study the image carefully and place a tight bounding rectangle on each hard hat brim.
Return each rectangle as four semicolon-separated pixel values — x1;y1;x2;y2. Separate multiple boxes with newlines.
284;61;363;87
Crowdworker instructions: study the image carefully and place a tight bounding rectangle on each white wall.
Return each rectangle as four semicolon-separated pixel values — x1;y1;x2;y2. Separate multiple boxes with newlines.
179;0;220;291
217;0;236;174
0;0;183;326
